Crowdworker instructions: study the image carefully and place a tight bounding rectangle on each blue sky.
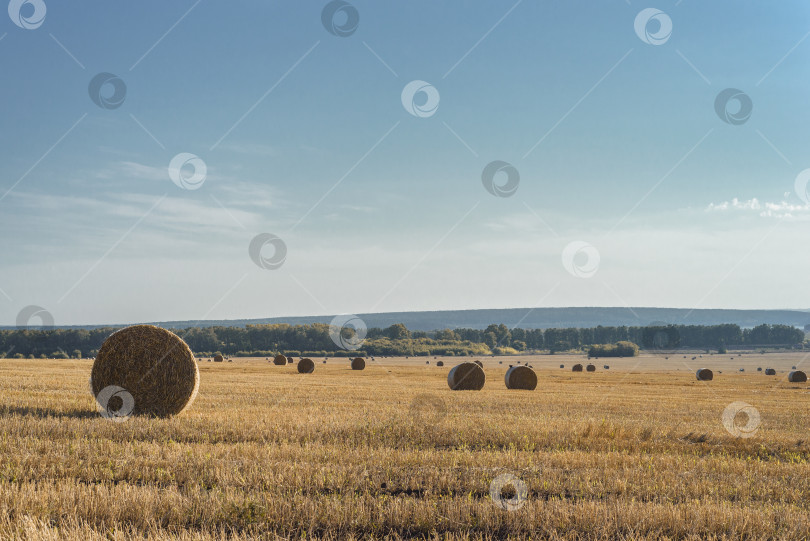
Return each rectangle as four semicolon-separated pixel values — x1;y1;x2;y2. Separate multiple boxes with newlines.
1;0;809;326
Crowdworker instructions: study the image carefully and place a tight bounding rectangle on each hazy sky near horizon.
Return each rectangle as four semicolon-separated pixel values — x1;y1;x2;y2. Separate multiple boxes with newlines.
1;0;809;326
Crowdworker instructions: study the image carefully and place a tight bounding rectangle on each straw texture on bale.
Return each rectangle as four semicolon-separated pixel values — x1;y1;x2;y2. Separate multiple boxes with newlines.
90;325;199;418
273;354;288;366
788;370;807;383
765;368;776;376
447;362;485;391
213;354;224;363
298;358;315;374
572;364;583;372
504;365;537;390
586;364;596;372
351;357;365;370
696;368;713;381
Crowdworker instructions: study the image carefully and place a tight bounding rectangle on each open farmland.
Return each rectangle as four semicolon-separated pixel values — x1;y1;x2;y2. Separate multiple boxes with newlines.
0;352;809;540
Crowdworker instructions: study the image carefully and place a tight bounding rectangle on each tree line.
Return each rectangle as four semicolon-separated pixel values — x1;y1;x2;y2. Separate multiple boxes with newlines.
0;322;805;359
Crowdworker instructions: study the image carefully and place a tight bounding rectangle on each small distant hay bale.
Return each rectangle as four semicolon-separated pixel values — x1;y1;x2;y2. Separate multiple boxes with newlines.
298;358;315;374
227;359;233;363
586;364;596;372
273;354;287;366
90;325;199;418
765;368;776;376
504;365;537;390
792;365;797;370
696;368;713;381
351;357;365;370
757;367;763;372
499;361;503;364
474;360;483;368
447;362;485;391
426;361;430;365
739;368;744;372
286;356;294;364
436;360;444;367
603;365;610;370
560;364;565;369
213;354;224;363
788;370;807;383
572;364;583;372
322;360;327;364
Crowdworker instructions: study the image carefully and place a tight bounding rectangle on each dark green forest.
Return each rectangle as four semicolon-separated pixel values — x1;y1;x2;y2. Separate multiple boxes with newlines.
0;322;805;359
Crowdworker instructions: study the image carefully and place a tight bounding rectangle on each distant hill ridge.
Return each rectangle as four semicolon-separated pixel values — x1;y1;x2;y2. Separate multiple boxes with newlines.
13;307;810;331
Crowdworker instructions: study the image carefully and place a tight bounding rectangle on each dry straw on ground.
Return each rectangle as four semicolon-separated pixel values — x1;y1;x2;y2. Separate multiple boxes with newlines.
298;358;315;374
351;357;365;370
504;365;537;390
696;368;713;381
788;370;807;383
90;325;200;417
572;364;583;372
273;354;288;366
447;362;485;391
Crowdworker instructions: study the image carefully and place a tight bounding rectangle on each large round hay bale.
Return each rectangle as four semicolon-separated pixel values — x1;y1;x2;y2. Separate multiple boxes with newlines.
436;360;444;367
90;325;199;418
273;354;287;366
572;364;583;372
788;370;807;383
351;357;365;370
298;358;315;374
447;362;485;391
504;366;537;390
213;354;224;363
765;368;776;376
586;364;596;372
696;368;713;381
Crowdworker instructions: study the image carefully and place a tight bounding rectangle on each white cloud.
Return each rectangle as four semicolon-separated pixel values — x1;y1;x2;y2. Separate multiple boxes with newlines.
706;198;809;219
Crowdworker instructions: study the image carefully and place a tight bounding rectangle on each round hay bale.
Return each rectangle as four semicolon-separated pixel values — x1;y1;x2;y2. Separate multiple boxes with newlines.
272;354;287;366
757;367;762;372
792;365;797;370
765;368;776;376
90;325;199;418
603;365;610;370
572;364;583;372
213;354;224;363
322;360;327;364
696;368;713;381
286;356;294;364
298;358;315;374
436;360;444;367
351;357;365;370
474;360;483;368
788;370;807;383
504;365;537;390
586;364;596;372
426;361;430;365
559;364;564;369
447;362;485;391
